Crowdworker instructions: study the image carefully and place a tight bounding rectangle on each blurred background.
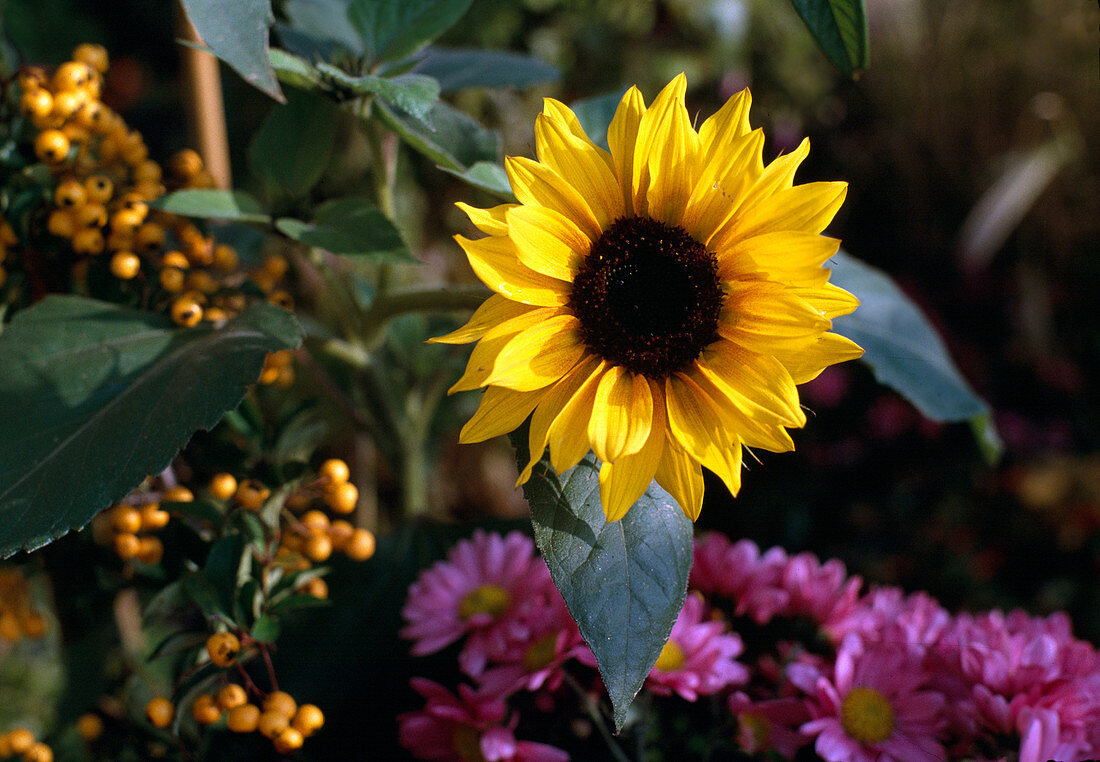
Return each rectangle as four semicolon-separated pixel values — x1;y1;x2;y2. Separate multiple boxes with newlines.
1;0;1097;753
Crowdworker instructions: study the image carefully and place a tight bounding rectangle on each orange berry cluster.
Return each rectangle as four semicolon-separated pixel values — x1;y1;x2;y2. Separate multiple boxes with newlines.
5;44;294;330
279;459;375;564
0;728;52;762
96;500;170;564
146;687;324;755
0;568;48;643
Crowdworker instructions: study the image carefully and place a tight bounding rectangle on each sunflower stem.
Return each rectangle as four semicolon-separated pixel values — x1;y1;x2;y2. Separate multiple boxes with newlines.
563;671;632;762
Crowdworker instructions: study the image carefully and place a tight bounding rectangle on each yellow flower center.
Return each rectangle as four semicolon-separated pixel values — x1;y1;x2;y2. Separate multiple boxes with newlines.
451;725;487;762
570;216;723;379
457;584;511;621
523;632;560;670
653;639;686;672
840;686;896;744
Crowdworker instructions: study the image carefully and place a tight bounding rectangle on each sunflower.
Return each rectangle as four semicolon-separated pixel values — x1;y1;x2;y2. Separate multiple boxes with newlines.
434;74;863;522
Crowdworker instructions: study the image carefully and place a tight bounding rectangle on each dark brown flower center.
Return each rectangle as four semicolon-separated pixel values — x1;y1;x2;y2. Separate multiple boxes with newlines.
569;216;723;378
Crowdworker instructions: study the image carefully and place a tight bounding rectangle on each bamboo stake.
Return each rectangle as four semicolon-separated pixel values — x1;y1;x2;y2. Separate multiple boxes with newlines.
174;1;231;189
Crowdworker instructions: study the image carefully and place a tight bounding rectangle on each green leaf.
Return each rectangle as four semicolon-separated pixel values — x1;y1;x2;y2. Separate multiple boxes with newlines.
248;88;337;198
440;161;515;201
348;0;474;64
267;591;331;617
830;251;1002;459
282;0;365;55
410;47;559;93
514;436;693;731
315;63;440;118
163;499;223;527
250;615;281;643
0;297;301;556
151;189;271;224
570;89;628;151
276;197;414;263
268;46;327;93
203;533;248;621
182;570;229;619
180;0;284;102
374;99;500;173
789;0;869;77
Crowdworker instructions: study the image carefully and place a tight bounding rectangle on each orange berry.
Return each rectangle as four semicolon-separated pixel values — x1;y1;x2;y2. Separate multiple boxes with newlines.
133;222;166;253
132;159;163;185
171;296;203;327
184;269;217;294
159;267;185;293
83;175;113;204
73;43;109;73
20;611;48;638
161;250;190;270
22;741;53;762
226;703;261;733
344;528;376;561
284;490;312;513
46;209;77;238
54;177;87;208
233;479;270;511
34;130;70;163
0;611;22;640
110;505;142;534
328;520;354;551
113;532;141;560
257;710;288;740
7;728;35;754
74;100;109;131
110;209;145;235
212;243;238;272
109;250;141;280
205;631;240;667
291;704;325;737
324;482;358;515
136;536;163;565
74;203;108;229
208;473;237;501
191;694;221;725
71;227;105;255
301;577;328;599
262;691;297;719
163;485;193;502
299;510;329;534
303;533;333;563
17;66;46;91
318;459;350;485
50;89;86;121
20;88;53;120
267;290;294;311
273;727;304;753
139;502;169;530
52;61;93;92
145;697;175;728
168;149;203;179
76;712;104;741
217;683;248;710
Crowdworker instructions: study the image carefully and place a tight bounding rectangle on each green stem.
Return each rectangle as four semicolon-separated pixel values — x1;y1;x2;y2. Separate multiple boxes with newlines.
562;671;632;762
368;285;490;324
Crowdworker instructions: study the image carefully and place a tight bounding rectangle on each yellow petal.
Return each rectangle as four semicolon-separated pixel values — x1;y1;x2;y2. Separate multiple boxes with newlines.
428;294;533;345
606;86;646;217
456;201;516;236
633;73;700;224
665;374;744;498
482;314;586;392
717;281;831;354
505;155;602;240
654;439;705;521
519;356;602;483
506;205;589;282
682;128;765;245
698;88;753;159
721;181;848;244
774;331;863;384
716;231;840;282
448;307;563;393
698;341;805;427
599;379;665;521
687;361;795;452
789;281;860;320
588;366;654;462
547;360;607;474
457;234;570;307
460;385;548;443
536;100;623;229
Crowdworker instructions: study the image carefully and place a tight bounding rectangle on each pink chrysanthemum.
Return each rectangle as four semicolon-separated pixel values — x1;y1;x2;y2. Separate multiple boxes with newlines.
691;534;790;624
398;678;569;762
477;585;594;698
401;530;555;676
646;592;749;701
826;587;951;656
780;550;862;624
729;692;812;758
790;633;947;762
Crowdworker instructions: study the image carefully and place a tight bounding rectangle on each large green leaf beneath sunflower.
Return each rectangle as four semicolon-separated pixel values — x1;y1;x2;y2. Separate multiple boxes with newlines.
347;0;474;64
440;162;514;201
409;48;560;93
180;0;284;101
151;189;271;224
829;251;1002;461
276;197;414;263
248;88;338;199
374;99;500;173
0;297;301;557
789;0;869;77
512;434;693;731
